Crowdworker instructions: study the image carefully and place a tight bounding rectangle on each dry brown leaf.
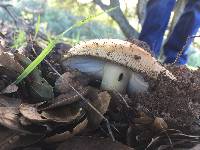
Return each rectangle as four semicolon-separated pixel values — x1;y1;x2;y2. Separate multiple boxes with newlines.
0;52;23;73
0;107;31;133
0;84;18;94
153;117;168;130
45;118;88;143
41;104;82;123
39;88;88;110
19;103;49;123
86;88;111;129
20;103;82;123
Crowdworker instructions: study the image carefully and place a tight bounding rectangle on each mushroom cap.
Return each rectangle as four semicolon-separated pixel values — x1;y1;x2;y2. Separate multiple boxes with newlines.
62;39;175;80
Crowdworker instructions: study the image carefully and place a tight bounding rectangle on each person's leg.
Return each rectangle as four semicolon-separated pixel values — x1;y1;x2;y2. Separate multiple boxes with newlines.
139;0;176;57
164;0;200;64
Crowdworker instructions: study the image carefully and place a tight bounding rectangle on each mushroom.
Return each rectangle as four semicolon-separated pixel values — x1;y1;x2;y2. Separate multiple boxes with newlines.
62;39;175;94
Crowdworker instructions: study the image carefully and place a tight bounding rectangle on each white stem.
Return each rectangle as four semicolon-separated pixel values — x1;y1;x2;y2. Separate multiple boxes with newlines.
101;62;131;93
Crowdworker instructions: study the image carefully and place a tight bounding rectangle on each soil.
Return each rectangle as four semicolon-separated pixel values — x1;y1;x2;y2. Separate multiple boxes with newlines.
133;66;200;133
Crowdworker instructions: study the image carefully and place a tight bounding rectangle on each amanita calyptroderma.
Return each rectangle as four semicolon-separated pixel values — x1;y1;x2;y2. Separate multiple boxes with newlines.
61;39;175;94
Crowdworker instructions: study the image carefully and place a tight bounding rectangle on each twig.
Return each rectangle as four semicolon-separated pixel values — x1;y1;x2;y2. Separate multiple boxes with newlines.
145;136;160;150
93;0;138;38
145;130;173;150
115;91;130;108
172;35;200;65
163;130;173;149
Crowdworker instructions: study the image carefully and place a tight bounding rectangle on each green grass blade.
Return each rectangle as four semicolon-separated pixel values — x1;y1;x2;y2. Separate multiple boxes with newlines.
14;39;56;84
34;15;41;40
60;6;118;38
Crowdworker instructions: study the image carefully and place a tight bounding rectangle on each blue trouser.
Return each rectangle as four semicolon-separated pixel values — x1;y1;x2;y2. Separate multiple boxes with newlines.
139;0;200;64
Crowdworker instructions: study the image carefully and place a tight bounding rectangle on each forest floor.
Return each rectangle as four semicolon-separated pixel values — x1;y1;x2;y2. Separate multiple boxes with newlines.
1;26;200;150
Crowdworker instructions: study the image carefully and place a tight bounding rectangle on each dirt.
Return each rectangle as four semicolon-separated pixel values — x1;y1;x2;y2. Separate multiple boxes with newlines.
133;65;200;133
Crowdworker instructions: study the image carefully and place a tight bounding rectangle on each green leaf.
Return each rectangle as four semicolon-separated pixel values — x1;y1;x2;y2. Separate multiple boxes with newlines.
14;39;56;84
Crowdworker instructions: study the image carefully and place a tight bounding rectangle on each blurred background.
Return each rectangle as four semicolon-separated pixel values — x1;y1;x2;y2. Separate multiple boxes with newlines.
0;0;199;67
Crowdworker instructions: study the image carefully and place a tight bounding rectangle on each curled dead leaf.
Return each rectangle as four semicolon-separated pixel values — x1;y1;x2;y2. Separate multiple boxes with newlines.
19;103;49;123
0;84;18;94
153;117;168;130
0;107;31;133
20;103;83;123
41;104;82;123
38;88;88;111
45;118;88;143
85;88;111;129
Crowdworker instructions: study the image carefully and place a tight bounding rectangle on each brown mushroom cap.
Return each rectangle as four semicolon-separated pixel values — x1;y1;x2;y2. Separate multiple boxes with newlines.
62;39;175;80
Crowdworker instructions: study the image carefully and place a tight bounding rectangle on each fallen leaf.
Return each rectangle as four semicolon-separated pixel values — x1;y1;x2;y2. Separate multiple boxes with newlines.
1;83;18;94
41;104;82;123
20;103;82;123
0;107;31;133
19;103;49;123
0;52;23;73
38;88;88;110
45;118;88;143
153;117;168;130
85;88;111;129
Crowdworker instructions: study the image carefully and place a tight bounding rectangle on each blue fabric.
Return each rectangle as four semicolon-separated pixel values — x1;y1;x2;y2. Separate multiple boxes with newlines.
139;0;200;64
